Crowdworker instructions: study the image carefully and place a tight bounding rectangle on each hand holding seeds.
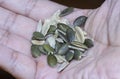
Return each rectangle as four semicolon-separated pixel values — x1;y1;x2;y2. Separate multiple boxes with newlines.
31;7;93;72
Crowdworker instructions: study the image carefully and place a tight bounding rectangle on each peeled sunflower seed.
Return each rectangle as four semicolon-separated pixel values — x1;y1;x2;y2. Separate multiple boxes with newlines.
47;25;56;34
75;27;85;43
73;16;88;27
59;7;74;17
74;50;83;60
84;39;94;48
57;61;69;72
47;54;57;67
31;40;45;45
66;28;75;42
57;44;69;55
31;45;41;58
43;44;54;53
57;23;71;33
32;31;44;40
65;50;74;62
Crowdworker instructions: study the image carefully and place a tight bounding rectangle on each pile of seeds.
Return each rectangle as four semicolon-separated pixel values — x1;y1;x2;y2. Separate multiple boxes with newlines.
31;7;93;72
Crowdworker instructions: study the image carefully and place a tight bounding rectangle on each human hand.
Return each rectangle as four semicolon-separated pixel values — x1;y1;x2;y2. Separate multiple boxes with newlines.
0;0;120;79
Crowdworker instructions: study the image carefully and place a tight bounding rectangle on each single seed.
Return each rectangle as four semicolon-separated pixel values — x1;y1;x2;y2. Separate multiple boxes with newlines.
73;16;88;27
31;45;41;58
66;28;75;42
57;23;71;33
55;55;66;63
43;44;54;53
57;61;69;72
84;39;94;48
59;7;74;17
47;54;57;67
65;50;74;61
47;25;56;34
58;32;68;42
32;31;44;40
31;40;45;45
57;44;69;55
74;50;83;60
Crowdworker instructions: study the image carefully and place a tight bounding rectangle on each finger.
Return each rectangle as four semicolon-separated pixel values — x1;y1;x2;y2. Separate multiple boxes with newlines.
0;29;32;55
0;7;37;40
0;0;91;21
0;0;66;21
0;45;36;79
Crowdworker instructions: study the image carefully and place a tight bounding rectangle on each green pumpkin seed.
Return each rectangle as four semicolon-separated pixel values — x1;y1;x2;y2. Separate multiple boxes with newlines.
74;50;83;60
66;28;75;42
43;44;54;53
65;50;74;61
57;23;71;33
59;7;74;17
47;25;56;34
32;31;44;40
47;54;57;67
57;44;69;55
71;41;88;49
84;39;94;48
31;45;41;58
73;16;87;27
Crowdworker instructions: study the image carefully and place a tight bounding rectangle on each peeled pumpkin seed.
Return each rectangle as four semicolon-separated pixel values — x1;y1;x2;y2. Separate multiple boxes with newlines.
65;50;74;61
59;7;74;17
55;42;63;52
74;50;83;60
31;40;45;45
32;31;44;40
57;23;71;33
31;45;41;58
84;39;94;48
73;16;87;27
57;44;69;55
47;54;57;67
66;28;75;42
43;44;54;53
47;25;56;34
71;41;88;49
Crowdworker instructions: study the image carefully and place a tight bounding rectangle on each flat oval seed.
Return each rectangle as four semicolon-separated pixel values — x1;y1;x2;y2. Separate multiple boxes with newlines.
32;31;44;40
57;44;69;55
59;7;74;17
57;23;71;33
43;44;54;53
74;50;83;60
73;16;88;27
65;50;74;61
84;39;94;48
66;28;75;42
31;45;41;58
47;25;56;34
47;54;57;67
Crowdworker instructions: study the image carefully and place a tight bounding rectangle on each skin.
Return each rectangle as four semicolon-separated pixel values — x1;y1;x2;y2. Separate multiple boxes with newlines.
0;0;120;79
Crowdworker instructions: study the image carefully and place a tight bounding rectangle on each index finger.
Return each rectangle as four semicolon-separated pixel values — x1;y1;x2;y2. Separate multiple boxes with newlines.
0;0;66;21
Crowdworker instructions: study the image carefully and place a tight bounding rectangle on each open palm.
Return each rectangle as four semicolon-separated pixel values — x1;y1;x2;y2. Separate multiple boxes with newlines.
0;0;120;79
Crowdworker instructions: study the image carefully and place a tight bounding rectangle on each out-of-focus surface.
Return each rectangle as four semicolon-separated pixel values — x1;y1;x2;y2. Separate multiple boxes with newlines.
0;0;105;79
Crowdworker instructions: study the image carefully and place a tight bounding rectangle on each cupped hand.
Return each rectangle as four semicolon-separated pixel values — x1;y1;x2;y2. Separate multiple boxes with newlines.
0;0;120;79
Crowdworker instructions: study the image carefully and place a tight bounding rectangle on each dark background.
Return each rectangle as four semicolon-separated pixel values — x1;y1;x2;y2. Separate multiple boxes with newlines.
0;0;105;79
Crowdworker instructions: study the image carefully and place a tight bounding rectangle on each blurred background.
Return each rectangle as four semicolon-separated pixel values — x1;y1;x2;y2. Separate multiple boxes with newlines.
0;0;105;79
